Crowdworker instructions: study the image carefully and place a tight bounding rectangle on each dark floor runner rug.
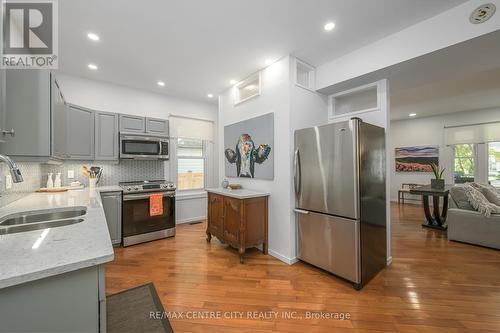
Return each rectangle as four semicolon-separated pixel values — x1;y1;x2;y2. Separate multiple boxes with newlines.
107;283;174;333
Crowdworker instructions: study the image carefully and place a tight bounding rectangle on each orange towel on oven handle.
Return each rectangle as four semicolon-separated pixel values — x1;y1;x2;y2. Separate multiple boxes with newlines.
149;193;164;216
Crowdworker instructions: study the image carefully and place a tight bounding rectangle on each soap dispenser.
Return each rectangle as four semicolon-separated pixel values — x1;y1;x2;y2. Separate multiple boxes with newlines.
46;173;54;188
54;172;62;188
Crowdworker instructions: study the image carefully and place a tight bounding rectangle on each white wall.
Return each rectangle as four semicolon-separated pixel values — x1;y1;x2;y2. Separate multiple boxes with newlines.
316;0;500;91
289;58;329;259
219;57;294;263
56;73;218;224
389;108;500;201
176;192;208;224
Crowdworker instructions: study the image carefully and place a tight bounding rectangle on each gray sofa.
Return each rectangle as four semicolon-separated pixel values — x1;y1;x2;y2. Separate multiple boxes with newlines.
448;185;500;250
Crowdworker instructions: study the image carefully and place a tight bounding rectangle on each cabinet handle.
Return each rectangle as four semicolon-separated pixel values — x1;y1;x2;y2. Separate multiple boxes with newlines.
1;128;15;137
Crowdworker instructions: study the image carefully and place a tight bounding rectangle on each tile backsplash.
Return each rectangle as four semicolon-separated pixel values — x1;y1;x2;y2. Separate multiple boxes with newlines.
0;160;170;208
0;162;43;207
44;160;170;187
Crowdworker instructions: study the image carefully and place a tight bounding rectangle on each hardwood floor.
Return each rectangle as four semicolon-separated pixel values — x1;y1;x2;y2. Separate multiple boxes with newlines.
106;203;500;332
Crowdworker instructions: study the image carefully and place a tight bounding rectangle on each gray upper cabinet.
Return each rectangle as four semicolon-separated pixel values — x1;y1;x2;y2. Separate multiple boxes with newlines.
0;69;5;143
0;71;167;161
145;117;169;136
100;191;122;245
95;111;119;161
119;114;145;133
51;77;67;159
1;70;51;157
66;105;95;160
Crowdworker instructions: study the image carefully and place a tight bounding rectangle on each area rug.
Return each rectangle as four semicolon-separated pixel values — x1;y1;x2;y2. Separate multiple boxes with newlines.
107;283;174;333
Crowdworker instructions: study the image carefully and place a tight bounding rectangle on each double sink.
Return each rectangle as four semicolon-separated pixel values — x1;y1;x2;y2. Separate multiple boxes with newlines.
0;207;87;235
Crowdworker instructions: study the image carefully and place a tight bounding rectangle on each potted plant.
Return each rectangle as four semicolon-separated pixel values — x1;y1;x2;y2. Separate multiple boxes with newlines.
430;163;445;189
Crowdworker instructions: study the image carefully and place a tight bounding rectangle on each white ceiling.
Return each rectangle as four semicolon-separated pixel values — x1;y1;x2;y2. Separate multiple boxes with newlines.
58;0;467;103
390;30;500;120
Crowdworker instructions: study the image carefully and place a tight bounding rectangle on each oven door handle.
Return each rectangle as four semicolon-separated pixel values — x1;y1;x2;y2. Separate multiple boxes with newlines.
123;192;175;201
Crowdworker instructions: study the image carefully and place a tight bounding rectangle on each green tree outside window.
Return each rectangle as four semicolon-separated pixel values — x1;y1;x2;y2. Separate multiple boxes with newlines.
454;144;475;182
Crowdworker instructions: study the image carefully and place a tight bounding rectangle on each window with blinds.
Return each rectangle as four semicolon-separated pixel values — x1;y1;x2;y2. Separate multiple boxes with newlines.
489;142;500;187
454;144;475;184
177;138;205;191
444;122;500;145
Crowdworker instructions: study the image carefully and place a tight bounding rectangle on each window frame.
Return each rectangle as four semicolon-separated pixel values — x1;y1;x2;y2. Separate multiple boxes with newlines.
487;141;500;187
176;138;206;192
233;72;261;105
453;143;477;184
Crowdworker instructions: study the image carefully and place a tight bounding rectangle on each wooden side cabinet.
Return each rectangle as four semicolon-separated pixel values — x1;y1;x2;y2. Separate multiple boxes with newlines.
206;192;268;263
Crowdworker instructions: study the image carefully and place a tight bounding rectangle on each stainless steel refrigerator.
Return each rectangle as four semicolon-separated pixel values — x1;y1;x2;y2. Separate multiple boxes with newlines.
294;117;386;290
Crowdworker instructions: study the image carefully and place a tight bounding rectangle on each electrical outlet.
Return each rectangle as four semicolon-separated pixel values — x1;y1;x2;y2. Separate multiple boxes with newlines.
68;170;75;179
5;174;12;189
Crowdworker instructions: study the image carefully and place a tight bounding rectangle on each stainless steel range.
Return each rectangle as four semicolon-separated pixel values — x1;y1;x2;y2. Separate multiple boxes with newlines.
120;180;176;246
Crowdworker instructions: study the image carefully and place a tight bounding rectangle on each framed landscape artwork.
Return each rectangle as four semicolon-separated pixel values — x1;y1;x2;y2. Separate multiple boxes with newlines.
395;146;439;172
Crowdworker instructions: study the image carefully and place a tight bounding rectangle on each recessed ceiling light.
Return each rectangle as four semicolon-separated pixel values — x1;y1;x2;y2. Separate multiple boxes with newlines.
157;81;165;87
230;79;237;85
324;22;336;31
207;93;214;98
87;63;98;70
409;113;417;117
87;32;100;41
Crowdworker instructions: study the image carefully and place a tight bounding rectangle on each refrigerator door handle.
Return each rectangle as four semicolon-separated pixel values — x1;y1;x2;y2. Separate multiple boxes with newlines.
294;209;310;214
294;149;301;197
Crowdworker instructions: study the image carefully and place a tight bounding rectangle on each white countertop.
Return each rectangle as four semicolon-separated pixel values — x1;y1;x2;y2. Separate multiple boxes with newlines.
205;187;270;199
0;186;121;289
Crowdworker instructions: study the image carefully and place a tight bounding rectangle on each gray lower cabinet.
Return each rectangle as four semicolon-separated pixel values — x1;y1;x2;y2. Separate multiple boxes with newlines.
66;105;95;160
95;111;119;160
0;265;106;333
146;117;169;136
119;114;145;133
1;70;51;157
101;191;122;245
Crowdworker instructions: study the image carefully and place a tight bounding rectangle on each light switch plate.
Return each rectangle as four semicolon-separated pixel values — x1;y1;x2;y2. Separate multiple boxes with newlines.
67;170;75;179
5;174;12;189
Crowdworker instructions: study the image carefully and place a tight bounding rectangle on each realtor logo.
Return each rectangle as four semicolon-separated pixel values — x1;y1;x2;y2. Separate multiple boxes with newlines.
1;0;58;68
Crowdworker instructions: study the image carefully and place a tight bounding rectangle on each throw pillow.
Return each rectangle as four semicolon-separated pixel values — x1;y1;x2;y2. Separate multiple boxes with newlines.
449;185;474;210
463;184;500;217
470;183;500;206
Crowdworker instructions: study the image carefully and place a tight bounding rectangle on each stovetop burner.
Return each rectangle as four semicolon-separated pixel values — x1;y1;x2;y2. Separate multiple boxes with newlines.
119;180;175;193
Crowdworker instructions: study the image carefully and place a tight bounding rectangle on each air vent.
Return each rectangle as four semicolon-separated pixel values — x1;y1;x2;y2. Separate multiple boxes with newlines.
470;3;496;24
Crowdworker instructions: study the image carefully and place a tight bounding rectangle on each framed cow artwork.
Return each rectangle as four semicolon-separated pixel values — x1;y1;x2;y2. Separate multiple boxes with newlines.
224;113;274;180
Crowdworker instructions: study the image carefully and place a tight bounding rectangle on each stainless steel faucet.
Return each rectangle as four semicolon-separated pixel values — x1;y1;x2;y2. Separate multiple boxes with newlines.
0;154;23;183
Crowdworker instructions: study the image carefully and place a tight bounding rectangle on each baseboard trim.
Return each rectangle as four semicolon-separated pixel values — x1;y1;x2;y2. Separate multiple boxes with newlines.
268;249;298;265
176;216;206;225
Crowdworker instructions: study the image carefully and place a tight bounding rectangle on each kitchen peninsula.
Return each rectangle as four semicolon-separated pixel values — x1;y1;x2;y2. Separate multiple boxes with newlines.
0;187;119;332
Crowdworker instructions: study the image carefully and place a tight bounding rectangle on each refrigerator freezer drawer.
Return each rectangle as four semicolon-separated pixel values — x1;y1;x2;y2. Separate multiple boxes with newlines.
297;211;360;284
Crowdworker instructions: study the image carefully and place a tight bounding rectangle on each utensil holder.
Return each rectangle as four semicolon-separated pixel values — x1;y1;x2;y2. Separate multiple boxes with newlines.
89;178;97;189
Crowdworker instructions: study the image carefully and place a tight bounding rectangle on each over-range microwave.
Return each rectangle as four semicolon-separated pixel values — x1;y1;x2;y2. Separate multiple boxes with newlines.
119;133;169;160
